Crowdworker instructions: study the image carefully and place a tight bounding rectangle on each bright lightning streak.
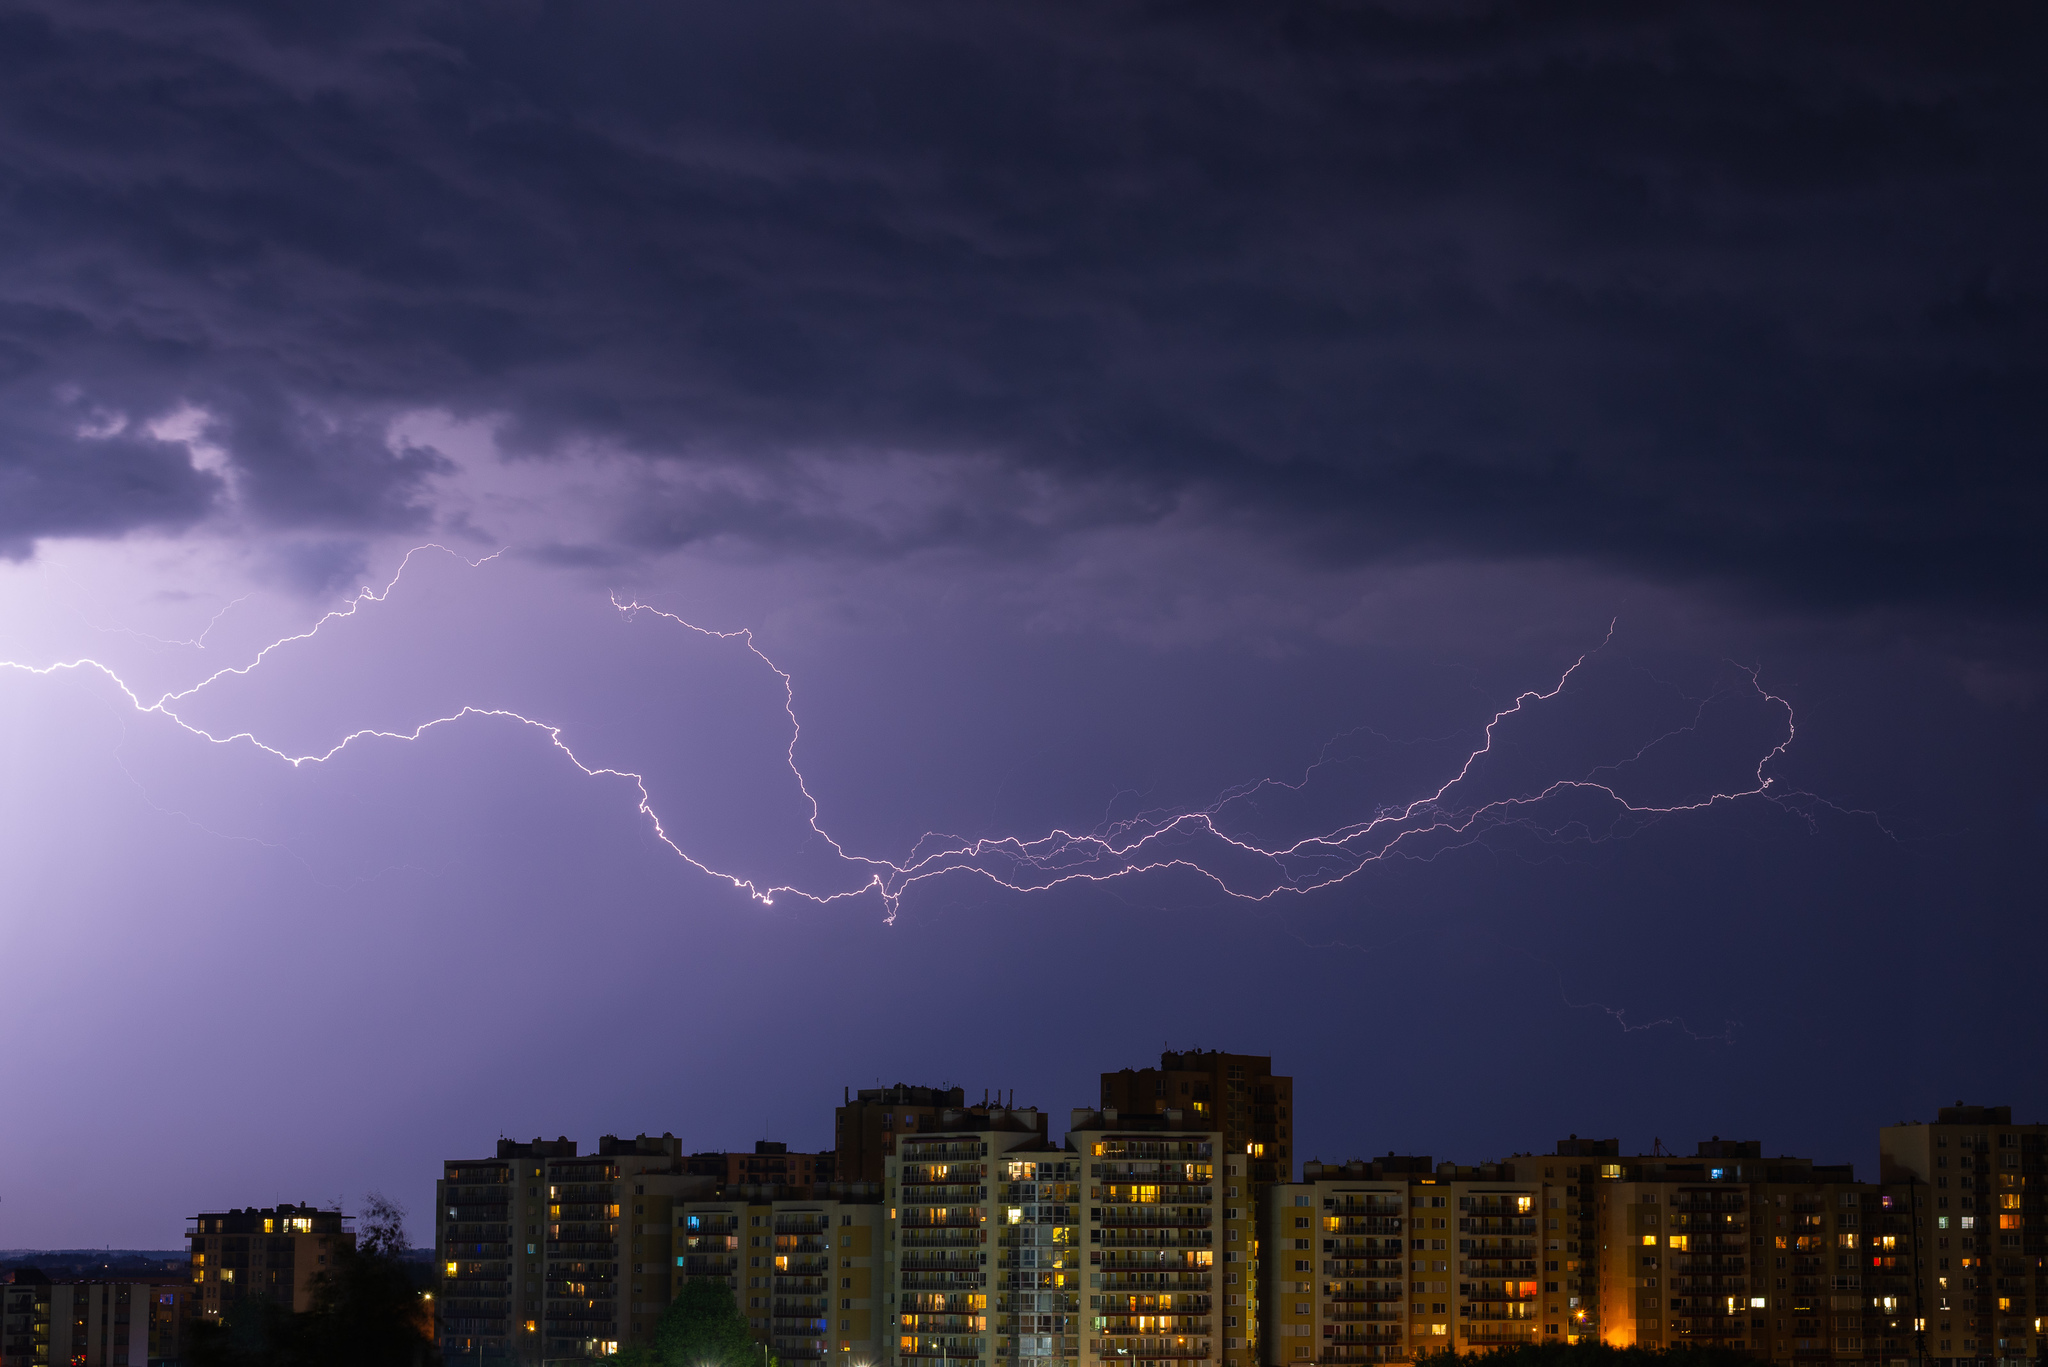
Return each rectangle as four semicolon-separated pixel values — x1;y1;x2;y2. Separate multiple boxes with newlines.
2;546;1842;923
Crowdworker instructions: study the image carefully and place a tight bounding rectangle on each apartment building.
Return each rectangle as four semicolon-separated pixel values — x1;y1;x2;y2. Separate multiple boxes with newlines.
0;1271;192;1367
840;1086;1045;1185
685;1141;837;1187
1880;1103;2047;1365
1580;1140;1903;1357
1257;1108;2043;1367
1262;1153;1541;1366
1073;1108;1225;1367
186;1203;352;1321
1102;1052;1292;1367
673;1190;886;1364
883;1108;1065;1367
436;1133;718;1364
1102;1053;1294;1191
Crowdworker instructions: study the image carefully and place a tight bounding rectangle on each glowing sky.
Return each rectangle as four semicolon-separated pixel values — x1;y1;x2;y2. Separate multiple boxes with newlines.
0;1;2043;1248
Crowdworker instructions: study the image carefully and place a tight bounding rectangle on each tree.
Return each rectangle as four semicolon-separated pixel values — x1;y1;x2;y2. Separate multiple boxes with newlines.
299;1193;438;1366
654;1277;759;1367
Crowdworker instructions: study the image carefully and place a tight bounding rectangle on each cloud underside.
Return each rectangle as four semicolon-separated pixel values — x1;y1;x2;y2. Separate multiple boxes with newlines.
0;0;2042;607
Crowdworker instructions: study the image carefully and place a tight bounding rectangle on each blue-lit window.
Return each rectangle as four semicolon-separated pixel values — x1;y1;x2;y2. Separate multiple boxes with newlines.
687;1215;701;1230
1709;1168;1726;1180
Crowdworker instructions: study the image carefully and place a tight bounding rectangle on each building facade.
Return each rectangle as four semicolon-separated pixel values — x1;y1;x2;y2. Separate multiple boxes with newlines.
437;1133;718;1365
1102;1050;1294;1367
186;1203;352;1321
1880;1103;2046;1365
884;1109;1067;1367
684;1141;837;1188
0;1272;191;1367
673;1190;886;1365
1261;1155;1541;1366
840;1086;1045;1186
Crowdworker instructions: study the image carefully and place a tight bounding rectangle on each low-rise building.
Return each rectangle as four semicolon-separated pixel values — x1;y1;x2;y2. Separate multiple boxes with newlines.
675;1188;886;1365
2;1268;196;1367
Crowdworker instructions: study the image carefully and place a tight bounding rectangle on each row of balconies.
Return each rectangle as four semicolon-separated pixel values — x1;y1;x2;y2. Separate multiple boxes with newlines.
902;1185;990;1202
1098;1275;1211;1292
1088;1335;1211;1358
903;1314;990;1333
445;1241;511;1258
903;1275;987;1292
1097;1296;1209;1313
1322;1260;1405;1276
1096;1315;1212;1334
1099;1211;1213;1229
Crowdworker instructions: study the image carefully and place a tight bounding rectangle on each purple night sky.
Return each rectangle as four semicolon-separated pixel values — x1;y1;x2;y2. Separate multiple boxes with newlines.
0;1;2043;1250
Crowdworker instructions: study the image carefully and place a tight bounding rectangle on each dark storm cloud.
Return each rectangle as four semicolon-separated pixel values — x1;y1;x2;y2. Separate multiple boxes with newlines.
1;0;2042;604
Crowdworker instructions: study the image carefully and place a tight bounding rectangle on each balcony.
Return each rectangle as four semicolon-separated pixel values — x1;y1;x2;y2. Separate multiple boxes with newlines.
1098;1231;1213;1249
1100;1210;1212;1228
1099;1277;1211;1294
1092;1340;1211;1360
1100;1299;1211;1315
1318;1262;1400;1287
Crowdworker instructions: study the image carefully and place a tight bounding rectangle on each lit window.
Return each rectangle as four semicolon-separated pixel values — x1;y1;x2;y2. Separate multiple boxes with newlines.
1642;1236;1657;1247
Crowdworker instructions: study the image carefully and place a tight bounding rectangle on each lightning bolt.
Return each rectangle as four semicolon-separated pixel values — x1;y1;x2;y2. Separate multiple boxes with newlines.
2;545;1856;925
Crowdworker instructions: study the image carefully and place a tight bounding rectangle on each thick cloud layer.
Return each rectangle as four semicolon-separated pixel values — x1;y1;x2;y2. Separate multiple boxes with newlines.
1;0;2042;605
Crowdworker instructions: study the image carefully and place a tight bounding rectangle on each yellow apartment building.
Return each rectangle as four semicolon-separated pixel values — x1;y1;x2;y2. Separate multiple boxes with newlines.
1101;1050;1293;1367
674;1191;886;1366
1261;1155;1542;1366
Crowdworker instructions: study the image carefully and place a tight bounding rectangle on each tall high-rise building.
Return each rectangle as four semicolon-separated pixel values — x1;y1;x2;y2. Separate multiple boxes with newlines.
0;1271;191;1367
1102;1050;1292;1367
888;1107;1058;1367
437;1133;716;1364
882;1105;1224;1367
1072;1107;1225;1367
1880;1102;2047;1365
839;1086;1042;1184
1261;1154;1540;1366
1100;1053;1294;1188
186;1203;353;1321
